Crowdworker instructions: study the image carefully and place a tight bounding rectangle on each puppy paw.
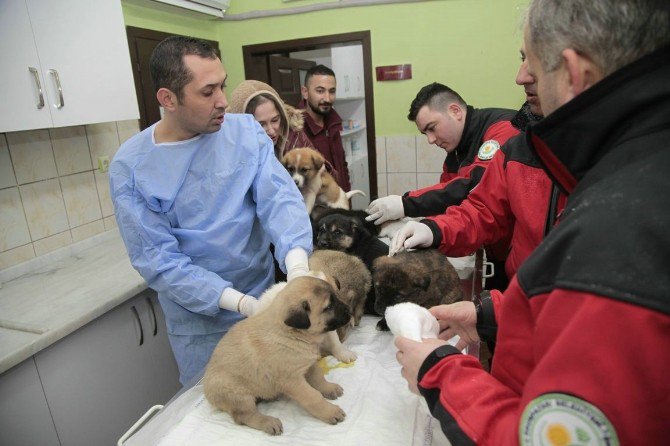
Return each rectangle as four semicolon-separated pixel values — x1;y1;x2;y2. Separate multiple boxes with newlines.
319;403;346;424
259;416;283;436
334;348;357;363
320;382;344;400
376;318;390;331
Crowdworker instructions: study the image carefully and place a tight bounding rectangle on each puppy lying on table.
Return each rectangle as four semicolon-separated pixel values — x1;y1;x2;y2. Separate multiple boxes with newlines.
203;276;351;435
282;147;364;214
372;249;463;331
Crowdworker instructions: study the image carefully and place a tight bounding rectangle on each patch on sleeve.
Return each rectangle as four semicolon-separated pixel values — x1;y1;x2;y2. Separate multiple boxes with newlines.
477;140;500;160
519;393;619;446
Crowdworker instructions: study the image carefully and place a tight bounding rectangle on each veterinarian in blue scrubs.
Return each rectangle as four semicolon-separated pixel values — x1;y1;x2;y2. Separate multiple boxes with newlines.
110;36;312;385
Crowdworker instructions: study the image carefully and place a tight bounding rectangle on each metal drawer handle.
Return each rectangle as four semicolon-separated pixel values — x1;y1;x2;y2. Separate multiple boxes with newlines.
48;69;64;109
146;297;158;336
29;67;45;109
117;404;164;445
131;305;144;346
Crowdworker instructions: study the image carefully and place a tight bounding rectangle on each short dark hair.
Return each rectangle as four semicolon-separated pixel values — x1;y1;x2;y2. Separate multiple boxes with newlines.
150;36;219;102
304;64;336;86
407;82;466;121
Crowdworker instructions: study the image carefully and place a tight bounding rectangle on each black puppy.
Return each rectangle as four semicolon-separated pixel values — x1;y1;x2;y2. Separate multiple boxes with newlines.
313;209;389;314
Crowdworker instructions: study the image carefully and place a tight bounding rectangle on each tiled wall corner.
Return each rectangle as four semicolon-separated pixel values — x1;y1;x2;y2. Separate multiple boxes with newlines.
374;134;443;198
0;119;140;271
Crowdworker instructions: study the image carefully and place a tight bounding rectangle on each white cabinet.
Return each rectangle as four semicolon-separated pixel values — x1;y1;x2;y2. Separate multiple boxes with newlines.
331;44;364;99
0;0;139;133
0;358;61;446
30;289;180;446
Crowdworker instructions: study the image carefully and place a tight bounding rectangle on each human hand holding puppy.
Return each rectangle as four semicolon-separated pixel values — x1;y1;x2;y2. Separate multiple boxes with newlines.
389;221;434;256
365;195;404;225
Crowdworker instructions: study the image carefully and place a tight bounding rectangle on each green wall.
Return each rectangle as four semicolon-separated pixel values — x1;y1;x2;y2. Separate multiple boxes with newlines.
122;0;528;135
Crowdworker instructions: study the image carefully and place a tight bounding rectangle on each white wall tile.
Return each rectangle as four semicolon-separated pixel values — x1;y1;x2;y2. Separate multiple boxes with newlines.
385;135;416;173
71;220;105;242
387;173;417;195
0;244;35;270
6;129;57;184
376;173;388;198
50;126;92;176
0;187;31;251
117;119;140;145
95;170;114;217
87;122;120;162
0;134;17;189
19;179;69;240
33;231;73;256
61;172;103;228
416;135;446;173
417;173;441;189
375;136;386;173
103;215;117;231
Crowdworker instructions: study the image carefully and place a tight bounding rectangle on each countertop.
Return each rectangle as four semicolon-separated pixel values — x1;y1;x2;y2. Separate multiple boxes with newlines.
0;230;146;375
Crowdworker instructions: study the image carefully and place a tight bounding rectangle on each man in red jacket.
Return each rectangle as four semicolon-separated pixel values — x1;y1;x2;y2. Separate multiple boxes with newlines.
297;64;351;191
395;1;670;444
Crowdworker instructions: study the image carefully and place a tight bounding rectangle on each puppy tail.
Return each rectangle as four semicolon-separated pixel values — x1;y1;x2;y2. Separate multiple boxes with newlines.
345;189;366;199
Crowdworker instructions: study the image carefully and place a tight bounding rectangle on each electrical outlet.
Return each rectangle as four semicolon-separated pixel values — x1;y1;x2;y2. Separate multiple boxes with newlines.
98;156;110;173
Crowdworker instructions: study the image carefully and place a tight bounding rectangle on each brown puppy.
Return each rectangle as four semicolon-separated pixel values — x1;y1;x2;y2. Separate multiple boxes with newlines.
282;147;364;214
203;276;351;435
310;250;372;341
372;249;463;331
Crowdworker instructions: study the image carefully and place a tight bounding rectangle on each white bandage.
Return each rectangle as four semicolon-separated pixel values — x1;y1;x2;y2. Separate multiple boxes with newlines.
385;302;440;342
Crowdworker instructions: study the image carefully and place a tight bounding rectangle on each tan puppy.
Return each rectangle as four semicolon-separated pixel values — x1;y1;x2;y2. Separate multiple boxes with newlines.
282;147;365;214
203;276;350;435
255;271;357;363
310;250;371;341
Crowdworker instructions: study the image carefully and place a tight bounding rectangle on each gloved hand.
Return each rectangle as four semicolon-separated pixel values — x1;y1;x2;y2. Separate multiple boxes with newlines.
219;288;259;317
285;247;309;282
237;294;260;317
365;195;404;225
389;221;434;256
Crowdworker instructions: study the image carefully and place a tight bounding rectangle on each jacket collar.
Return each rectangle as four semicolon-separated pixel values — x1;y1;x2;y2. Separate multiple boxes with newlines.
527;44;670;195
453;105;474;158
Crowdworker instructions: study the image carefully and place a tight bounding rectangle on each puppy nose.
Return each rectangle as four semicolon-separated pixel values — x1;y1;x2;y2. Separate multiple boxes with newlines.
317;238;329;248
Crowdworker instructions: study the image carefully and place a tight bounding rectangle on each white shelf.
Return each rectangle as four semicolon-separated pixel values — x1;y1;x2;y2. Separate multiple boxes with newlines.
341;125;366;138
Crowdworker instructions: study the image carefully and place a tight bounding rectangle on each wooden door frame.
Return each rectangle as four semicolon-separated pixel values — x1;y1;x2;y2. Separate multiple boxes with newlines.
126;26;220;130
242;31;377;199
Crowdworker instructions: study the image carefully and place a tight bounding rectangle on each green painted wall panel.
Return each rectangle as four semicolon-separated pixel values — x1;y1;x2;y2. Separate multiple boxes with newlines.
122;0;529;135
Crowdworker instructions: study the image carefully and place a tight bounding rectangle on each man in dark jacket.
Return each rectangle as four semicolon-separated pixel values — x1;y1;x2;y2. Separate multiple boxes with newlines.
297;64;351;191
395;1;670;444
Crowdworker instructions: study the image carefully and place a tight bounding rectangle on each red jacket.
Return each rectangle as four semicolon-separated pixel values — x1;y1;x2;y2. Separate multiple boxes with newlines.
297;99;351;191
402;106;518;218
423;134;566;279
415;45;670;445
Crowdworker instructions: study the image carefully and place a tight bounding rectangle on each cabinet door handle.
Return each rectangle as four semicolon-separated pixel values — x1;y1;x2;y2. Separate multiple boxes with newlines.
146;296;158;336
131;305;144;346
48;69;64;109
29;67;45;109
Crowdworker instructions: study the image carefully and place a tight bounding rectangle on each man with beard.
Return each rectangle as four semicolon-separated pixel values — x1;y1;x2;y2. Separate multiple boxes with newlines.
297;64;351;191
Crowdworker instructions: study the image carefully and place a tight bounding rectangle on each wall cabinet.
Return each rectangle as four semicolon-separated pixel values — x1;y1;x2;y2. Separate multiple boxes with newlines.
331;44;364;99
0;289;180;446
0;0;139;133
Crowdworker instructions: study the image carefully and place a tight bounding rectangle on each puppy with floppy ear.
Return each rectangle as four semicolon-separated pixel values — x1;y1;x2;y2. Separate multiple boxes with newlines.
204;276;351;435
256;271;358;363
282;147;365;214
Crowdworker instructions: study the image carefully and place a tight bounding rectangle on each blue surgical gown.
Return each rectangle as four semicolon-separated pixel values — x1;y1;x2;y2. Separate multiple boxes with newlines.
109;114;312;383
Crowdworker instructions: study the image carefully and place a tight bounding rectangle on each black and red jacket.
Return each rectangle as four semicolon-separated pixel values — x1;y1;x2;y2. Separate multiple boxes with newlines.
416;45;670;445
402;106;518;217
422;131;566;280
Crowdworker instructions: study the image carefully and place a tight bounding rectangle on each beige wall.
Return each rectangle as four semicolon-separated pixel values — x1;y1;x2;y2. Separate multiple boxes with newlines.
0;121;139;270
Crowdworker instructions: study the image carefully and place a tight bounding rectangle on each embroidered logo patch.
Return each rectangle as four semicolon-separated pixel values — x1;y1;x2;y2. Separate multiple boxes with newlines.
519;393;619;446
477;140;500;160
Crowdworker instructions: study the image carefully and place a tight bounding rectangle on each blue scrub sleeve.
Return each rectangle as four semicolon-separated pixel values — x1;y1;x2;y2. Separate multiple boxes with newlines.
113;183;229;317
251;125;313;272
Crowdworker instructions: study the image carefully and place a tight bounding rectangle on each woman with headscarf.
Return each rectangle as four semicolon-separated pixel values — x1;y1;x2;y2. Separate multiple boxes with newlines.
229;80;315;160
